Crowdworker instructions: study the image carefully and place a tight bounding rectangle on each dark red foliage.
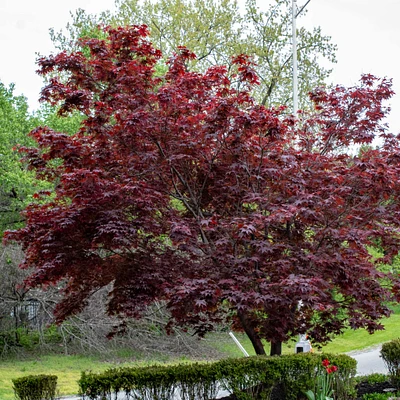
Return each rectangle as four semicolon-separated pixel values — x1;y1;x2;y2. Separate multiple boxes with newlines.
6;25;400;354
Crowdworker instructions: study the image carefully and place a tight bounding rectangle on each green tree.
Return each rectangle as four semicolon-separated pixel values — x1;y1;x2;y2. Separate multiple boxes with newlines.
0;82;82;236
244;0;336;107
35;104;83;135
0;82;44;234
50;0;336;109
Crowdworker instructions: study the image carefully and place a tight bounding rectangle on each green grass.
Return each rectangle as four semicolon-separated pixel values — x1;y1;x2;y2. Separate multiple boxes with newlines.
205;314;400;358
205;332;297;357
0;352;181;400
321;312;400;354
209;306;400;356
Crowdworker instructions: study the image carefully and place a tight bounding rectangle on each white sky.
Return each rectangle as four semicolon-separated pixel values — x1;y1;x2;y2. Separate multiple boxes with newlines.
1;0;399;132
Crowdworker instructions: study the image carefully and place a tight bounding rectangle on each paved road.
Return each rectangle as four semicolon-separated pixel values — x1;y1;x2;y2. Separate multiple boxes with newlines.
347;344;388;376
59;346;388;399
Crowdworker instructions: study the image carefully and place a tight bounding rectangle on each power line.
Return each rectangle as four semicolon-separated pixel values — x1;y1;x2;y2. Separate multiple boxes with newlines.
296;0;312;18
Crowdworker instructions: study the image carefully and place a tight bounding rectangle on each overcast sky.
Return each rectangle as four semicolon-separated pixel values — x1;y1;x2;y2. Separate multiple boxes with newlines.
1;0;399;132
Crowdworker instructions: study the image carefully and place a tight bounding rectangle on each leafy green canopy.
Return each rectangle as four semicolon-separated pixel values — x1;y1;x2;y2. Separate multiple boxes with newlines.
0;81;85;235
0;83;44;234
50;0;336;109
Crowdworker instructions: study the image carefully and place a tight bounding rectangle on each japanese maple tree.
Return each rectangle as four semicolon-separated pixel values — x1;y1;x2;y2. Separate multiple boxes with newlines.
6;26;400;356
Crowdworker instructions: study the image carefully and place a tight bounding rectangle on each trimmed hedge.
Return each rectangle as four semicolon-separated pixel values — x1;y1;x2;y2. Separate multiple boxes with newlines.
78;352;356;400
12;374;58;400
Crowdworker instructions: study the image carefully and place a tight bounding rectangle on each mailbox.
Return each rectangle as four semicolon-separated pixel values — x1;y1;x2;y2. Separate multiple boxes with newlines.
295;334;312;353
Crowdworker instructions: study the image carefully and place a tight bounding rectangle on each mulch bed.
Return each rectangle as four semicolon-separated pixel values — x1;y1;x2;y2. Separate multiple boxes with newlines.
355;380;398;399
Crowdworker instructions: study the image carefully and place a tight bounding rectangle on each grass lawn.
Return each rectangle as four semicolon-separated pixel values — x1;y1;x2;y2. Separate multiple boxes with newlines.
206;310;400;357
1;355;100;400
0;352;181;400
213;305;400;356
322;312;400;354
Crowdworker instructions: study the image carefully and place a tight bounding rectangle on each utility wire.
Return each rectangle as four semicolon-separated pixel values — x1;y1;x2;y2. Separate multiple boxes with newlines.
296;0;312;17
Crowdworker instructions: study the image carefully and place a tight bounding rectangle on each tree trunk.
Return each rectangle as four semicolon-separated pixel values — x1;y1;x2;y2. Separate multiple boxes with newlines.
270;340;282;356
237;310;266;355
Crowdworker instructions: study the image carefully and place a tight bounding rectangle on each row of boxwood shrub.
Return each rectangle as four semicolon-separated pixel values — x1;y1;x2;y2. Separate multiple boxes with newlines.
12;374;58;400
78;352;357;400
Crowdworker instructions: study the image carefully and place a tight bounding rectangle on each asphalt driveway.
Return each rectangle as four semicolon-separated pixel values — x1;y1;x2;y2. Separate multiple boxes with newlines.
347;344;388;376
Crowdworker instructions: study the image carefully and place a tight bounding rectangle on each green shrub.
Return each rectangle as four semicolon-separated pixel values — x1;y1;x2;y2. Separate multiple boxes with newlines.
78;353;356;400
356;373;389;385
0;329;19;349
12;374;58;400
42;325;63;344
0;325;63;353
216;356;281;399
381;338;400;387
17;329;40;349
80;363;219;400
272;353;316;400
362;392;400;400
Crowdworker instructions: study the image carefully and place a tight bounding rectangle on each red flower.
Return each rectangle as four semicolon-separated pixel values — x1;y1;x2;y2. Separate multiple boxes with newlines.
322;359;330;367
326;367;333;374
331;365;338;372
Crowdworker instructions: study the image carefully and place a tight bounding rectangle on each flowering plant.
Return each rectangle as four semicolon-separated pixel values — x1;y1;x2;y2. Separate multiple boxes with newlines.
305;359;338;400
